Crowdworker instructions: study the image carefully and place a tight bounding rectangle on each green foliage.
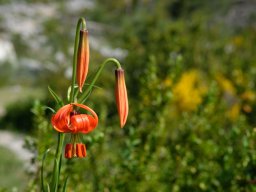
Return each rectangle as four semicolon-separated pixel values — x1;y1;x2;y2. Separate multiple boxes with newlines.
1;0;256;191
85;0;256;191
0;99;34;132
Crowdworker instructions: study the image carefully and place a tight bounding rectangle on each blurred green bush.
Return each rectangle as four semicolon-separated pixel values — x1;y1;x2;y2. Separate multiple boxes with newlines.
1;0;256;191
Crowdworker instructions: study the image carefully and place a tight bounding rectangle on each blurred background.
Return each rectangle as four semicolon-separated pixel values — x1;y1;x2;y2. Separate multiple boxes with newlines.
0;0;256;191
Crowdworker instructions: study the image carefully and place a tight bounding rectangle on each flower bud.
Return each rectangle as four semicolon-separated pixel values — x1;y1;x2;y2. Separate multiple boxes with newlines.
77;29;89;92
115;68;129;128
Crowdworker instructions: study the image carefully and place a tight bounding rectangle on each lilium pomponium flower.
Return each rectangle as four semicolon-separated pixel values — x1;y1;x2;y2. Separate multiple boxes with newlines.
51;103;98;158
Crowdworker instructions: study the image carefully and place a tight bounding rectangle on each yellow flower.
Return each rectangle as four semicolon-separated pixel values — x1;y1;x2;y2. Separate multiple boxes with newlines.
216;74;235;95
232;69;246;86
216;74;242;120
232;36;244;47
163;78;172;88
241;90;256;102
227;103;241;121
173;70;207;111
241;90;255;114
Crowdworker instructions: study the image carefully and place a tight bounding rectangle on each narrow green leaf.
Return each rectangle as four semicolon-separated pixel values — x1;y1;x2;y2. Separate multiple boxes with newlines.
53;158;59;192
48;86;63;106
80;89;92;103
43;106;56;113
74;88;79;102
67;85;72;102
67;85;79;102
41;148;50;192
51;133;65;192
77;83;101;103
84;83;102;89
62;177;69;192
46;183;50;192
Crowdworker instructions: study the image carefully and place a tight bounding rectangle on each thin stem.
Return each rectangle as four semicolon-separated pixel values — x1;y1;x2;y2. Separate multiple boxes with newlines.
49;17;87;192
41;149;50;192
50;133;65;192
70;17;86;103
78;58;122;103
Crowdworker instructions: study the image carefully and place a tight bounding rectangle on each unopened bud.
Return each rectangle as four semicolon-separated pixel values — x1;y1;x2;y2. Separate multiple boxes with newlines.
115;68;129;128
77;29;89;92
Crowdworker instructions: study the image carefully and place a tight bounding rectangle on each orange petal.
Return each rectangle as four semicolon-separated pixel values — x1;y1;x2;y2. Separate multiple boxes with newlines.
70;114;90;133
72;103;98;131
70;114;98;134
77;29;89;92
65;143;73;159
115;69;129;128
76;143;86;158
87;115;98;132
51;104;73;132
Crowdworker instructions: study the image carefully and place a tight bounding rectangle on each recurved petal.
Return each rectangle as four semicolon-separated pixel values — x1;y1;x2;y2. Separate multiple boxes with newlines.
70;103;98;133
51;104;73;132
115;69;129;128
73;103;98;125
87;115;98;132
70;114;90;133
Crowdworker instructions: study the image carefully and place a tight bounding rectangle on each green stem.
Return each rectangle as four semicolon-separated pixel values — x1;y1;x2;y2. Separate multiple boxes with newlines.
78;58;122;104
70;17;86;103
50;133;65;192
49;17;86;192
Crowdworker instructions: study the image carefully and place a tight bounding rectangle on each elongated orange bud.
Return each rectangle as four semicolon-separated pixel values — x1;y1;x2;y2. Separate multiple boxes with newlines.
115;68;129;128
77;29;89;92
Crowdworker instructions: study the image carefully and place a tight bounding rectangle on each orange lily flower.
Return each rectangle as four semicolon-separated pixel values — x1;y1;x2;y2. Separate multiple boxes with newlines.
115;68;129;128
51;103;98;158
51;103;98;133
77;29;89;92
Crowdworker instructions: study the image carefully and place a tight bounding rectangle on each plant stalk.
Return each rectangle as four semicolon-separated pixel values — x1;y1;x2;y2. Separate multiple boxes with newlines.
78;58;122;103
50;133;65;192
70;17;86;103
